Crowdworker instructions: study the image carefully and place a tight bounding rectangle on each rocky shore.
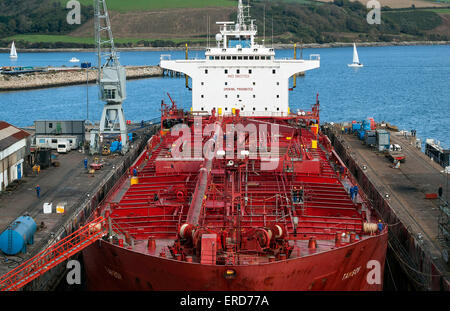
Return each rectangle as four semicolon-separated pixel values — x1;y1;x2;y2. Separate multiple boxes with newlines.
0;65;163;91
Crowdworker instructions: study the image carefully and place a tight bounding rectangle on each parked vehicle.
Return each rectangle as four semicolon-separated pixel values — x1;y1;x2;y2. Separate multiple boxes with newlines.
57;142;70;154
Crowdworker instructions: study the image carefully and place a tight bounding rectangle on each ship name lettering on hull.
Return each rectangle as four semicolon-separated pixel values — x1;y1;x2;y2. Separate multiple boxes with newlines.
104;266;122;280
342;266;361;280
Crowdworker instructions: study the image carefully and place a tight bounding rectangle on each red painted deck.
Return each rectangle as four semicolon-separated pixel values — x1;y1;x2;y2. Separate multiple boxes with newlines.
83;102;388;290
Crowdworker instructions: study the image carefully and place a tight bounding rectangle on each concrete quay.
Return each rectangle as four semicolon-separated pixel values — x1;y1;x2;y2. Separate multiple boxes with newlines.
0;65;164;92
324;123;450;291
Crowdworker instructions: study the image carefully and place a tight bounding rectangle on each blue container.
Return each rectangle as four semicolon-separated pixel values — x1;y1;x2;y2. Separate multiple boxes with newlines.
110;141;119;153
358;130;366;140
109;141;123;153
352;123;361;132
362;119;371;131
0;216;37;255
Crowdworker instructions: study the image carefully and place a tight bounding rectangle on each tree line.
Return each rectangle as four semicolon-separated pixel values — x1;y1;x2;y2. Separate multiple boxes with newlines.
0;0;447;48
0;0;92;37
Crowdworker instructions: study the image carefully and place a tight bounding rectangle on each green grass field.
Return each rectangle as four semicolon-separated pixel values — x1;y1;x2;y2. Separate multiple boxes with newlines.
59;0;325;12
280;0;319;4
6;34;95;44
5;34;205;45
59;0;237;12
427;8;450;13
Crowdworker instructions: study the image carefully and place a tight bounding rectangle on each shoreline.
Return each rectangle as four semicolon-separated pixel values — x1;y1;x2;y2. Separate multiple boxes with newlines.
0;65;163;92
0;40;449;53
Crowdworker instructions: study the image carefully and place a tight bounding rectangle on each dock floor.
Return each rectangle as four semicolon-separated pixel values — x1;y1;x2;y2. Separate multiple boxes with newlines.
0;124;154;284
336;126;449;278
0;151;124;276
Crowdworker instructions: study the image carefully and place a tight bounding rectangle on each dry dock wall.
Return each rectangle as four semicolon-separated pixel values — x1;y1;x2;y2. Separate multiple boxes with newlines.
324;125;449;291
0;66;163;92
23;124;160;291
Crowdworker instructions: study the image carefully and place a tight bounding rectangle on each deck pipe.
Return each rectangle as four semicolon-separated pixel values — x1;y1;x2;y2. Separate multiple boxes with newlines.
185;121;222;227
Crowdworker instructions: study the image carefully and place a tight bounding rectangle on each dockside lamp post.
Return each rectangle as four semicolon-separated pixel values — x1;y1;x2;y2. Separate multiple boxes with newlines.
81;62;92;122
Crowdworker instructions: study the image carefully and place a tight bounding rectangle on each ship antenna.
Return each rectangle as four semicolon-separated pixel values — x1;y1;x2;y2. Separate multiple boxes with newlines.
207;15;210;49
271;16;274;48
263;4;266;45
237;0;244;30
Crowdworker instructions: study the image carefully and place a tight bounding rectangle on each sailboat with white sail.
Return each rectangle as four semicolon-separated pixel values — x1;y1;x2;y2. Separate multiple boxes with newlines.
348;43;363;68
10;41;18;60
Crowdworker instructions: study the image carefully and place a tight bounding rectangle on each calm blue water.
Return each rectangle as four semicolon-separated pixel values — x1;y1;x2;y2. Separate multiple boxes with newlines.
0;45;449;148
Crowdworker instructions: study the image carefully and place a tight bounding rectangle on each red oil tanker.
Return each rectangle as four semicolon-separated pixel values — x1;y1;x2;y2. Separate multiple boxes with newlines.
82;1;387;291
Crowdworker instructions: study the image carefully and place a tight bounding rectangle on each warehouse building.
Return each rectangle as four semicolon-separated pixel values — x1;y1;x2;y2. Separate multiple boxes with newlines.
34;120;85;150
0;121;31;190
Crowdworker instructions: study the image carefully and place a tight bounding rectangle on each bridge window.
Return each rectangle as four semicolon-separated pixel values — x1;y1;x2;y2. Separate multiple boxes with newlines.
236;69;240;74
201;95;204;98
253;82;256;85
225;69;228;74
227;56;231;60
237;95;240;98
221;56;225;60
225;95;228;98
255;56;260;60
249;56;254;60
248;69;252;74
277;95;279;98
205;69;208;74
215;56;220;60
272;69;276;74
253;107;256;111
232;56;237;60
253;95;255;98
238;56;242;60
277;82;279;85
201;82;204;85
244;56;248;60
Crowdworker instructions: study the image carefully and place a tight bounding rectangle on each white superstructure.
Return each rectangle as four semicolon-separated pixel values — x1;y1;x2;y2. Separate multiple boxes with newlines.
160;0;320;116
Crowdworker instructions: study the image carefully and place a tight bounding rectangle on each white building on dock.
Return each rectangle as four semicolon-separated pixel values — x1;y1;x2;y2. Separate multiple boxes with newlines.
0;121;31;190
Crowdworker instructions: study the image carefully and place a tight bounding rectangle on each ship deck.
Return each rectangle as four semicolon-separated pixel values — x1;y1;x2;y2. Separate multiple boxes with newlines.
99;113;385;265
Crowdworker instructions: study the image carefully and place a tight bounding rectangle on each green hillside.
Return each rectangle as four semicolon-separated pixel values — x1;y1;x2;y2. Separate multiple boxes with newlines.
0;0;449;49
